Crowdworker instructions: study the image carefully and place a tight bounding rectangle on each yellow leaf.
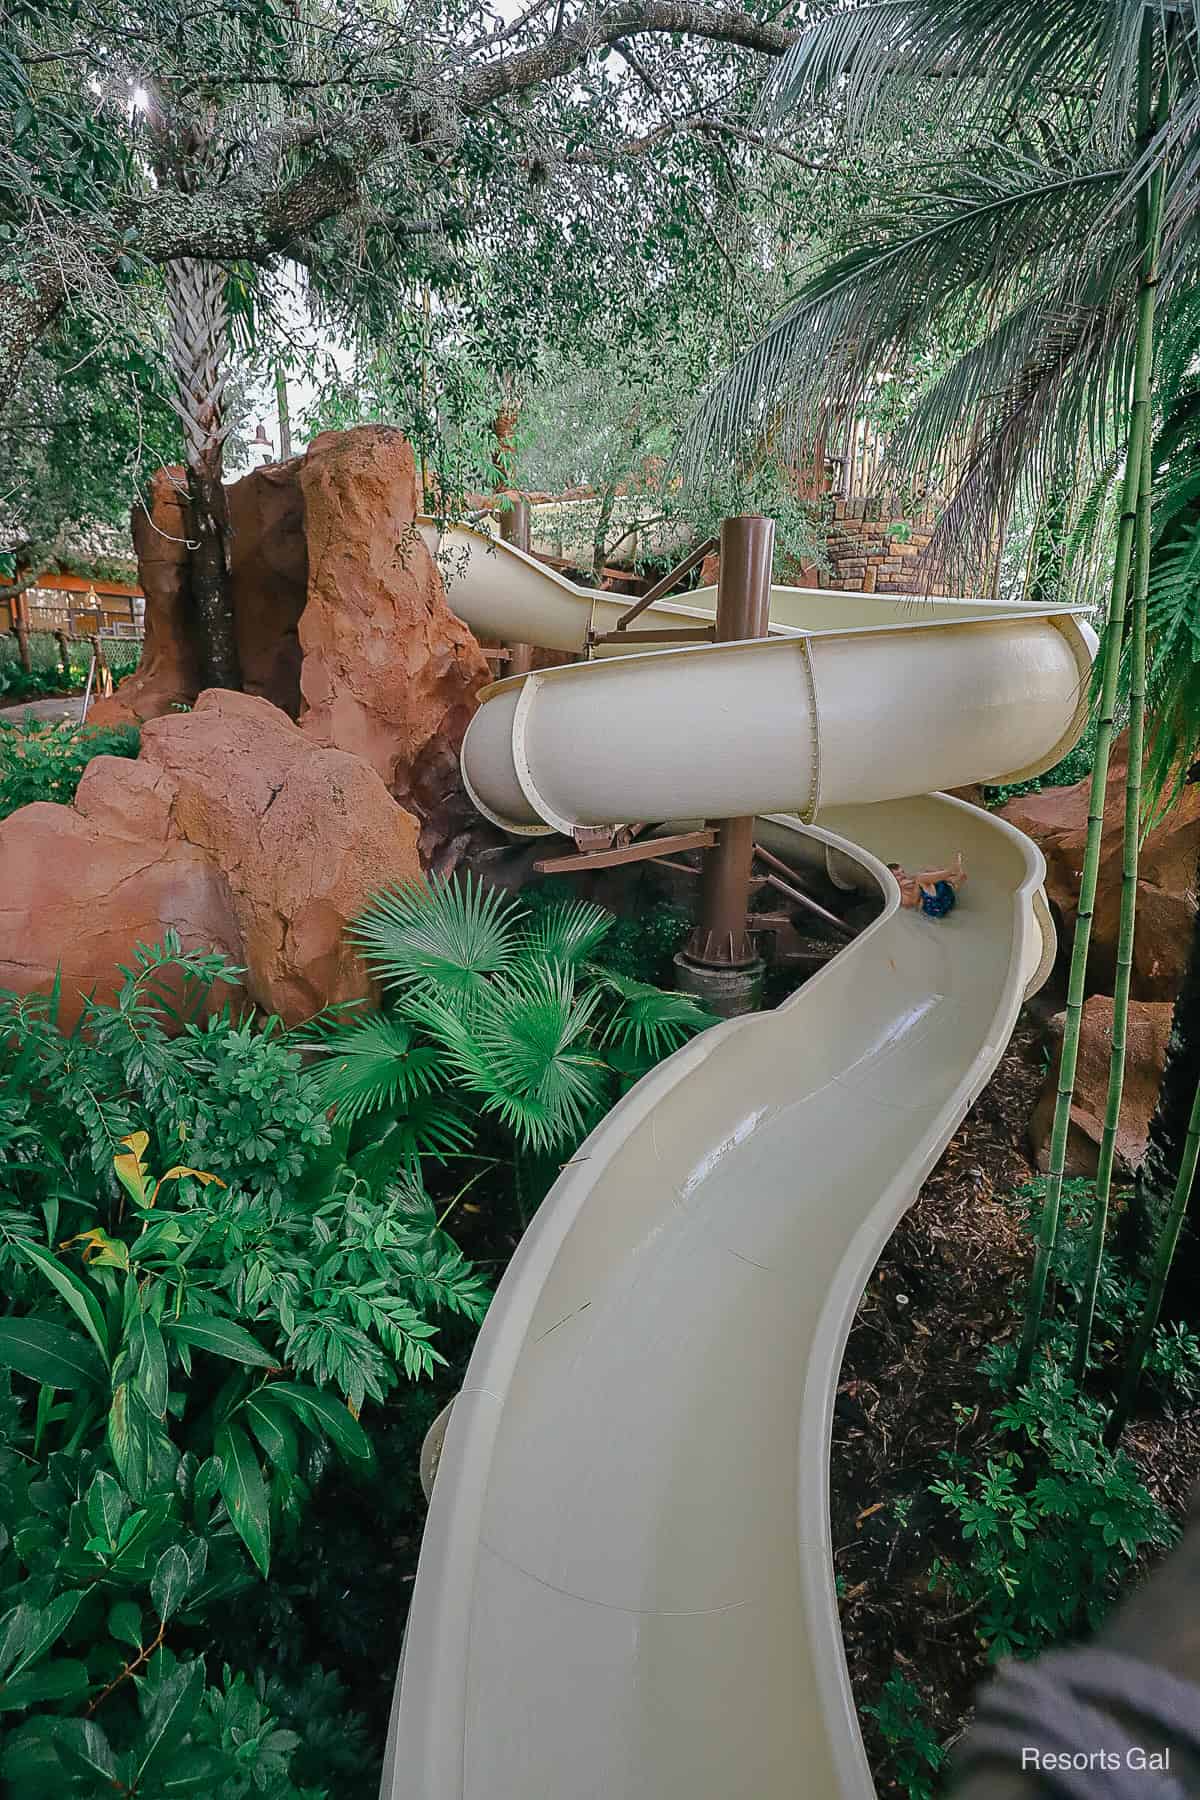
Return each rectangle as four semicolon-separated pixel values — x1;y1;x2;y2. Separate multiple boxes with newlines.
149;1166;226;1206
61;1227;130;1270
112;1131;151;1207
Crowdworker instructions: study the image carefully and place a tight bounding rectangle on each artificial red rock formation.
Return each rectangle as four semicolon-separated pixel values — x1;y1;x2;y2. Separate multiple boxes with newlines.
999;734;1200;1000
96;428;490;866
229;455;308;713
296;427;490;860
1029;994;1174;1177
0;691;421;1026
88;468;198;727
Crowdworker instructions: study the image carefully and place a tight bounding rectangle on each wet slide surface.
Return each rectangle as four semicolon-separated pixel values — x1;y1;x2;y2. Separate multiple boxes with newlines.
382;531;1093;1799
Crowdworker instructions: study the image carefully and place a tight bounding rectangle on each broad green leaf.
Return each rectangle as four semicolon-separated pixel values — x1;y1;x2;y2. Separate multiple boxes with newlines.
0;1318;105;1389
214;1422;271;1575
266;1383;372;1464
107;1600;142;1652
17;1243;110;1366
0;1659;90;1710
0;1607;34;1681
45;1718;118;1785
109;1498;174;1575
158;1747;232;1792
86;1471;128;1549
108;1383;152;1501
130;1311;168;1418
135;1658;205;1781
163;1315;278;1370
241;1391;298;1477
6;1592;83;1679
193;1457;222;1507
150;1546;190;1624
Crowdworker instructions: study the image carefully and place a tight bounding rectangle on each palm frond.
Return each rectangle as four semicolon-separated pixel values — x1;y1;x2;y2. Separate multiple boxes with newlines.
1142;513;1200;814
763;0;1148;153
309;1014;446;1124
592;968;719;1057
904;284;1135;582
516;898;612;968
349;873;523;1000
407;965;608;1153
679;151;1128;496
349;1096;476;1182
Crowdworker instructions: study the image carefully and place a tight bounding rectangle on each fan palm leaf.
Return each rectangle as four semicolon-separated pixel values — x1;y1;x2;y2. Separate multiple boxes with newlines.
404;966;609;1153
309;1014;447;1124
349;873;522;1002
349;1095;476;1182
593;968;719;1057
516;898;612;968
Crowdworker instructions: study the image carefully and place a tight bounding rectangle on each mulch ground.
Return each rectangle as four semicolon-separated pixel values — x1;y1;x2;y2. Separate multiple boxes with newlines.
833;1009;1200;1791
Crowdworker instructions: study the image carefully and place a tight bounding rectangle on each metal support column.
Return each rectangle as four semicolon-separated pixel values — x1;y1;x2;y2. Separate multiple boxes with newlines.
676;514;774;1014
498;498;534;676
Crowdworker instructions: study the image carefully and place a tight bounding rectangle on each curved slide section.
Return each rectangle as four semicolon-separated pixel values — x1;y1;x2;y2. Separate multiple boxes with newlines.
383;531;1095;1799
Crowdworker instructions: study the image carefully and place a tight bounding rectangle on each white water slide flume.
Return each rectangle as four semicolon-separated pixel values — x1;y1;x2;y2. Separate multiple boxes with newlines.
380;520;1097;1800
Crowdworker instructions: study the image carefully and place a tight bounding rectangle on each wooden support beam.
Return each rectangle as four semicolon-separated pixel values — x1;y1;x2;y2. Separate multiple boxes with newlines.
533;829;716;875
589;624;717;646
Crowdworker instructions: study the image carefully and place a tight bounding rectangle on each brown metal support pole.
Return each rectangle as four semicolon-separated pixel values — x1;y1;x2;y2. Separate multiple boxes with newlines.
499;497;534;676
684;514;774;971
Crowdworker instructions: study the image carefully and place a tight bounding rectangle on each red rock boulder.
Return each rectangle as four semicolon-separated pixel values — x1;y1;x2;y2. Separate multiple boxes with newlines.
1029;994;1174;1177
0;691;421;1025
1000;735;1200;1000
296;427;490;859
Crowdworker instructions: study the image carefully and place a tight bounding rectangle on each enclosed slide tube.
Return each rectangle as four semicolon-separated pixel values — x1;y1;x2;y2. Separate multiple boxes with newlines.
382;522;1097;1800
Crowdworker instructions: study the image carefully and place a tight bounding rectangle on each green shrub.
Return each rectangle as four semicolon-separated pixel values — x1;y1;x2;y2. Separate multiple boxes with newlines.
310;876;716;1182
0;937;487;1797
0;718;140;820
861;1670;946;1800
929;1356;1175;1661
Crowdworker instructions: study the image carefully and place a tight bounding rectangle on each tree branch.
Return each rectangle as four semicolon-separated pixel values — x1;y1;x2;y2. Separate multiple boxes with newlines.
116;2;800;265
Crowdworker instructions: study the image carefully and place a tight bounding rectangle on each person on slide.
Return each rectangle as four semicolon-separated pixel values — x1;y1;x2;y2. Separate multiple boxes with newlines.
888;852;967;918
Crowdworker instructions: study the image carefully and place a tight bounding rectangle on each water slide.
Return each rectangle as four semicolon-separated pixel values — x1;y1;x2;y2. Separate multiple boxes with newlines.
382;521;1097;1799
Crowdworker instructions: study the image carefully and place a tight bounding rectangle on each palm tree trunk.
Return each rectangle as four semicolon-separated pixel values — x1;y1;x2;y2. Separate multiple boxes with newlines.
164;256;240;690
1017;12;1165;1382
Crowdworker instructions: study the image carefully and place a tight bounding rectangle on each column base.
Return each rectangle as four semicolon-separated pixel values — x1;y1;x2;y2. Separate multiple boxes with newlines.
674;952;766;1019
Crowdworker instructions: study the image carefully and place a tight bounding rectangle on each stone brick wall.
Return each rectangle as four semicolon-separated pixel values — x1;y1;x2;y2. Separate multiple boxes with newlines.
824;496;957;596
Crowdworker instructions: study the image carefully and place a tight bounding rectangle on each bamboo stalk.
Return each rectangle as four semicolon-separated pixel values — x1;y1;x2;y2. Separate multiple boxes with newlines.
1074;429;1152;1381
1071;33;1167;1381
1017;12;1165;1382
